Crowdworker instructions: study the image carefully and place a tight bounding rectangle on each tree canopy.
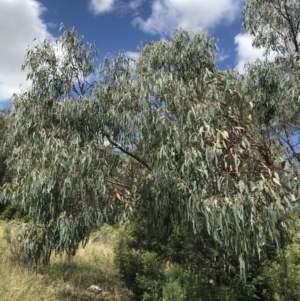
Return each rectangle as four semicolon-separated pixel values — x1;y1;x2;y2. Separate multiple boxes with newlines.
1;0;300;276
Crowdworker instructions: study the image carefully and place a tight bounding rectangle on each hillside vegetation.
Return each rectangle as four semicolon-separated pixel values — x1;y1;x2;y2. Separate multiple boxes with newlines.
1;217;300;301
0;222;130;301
1;0;300;300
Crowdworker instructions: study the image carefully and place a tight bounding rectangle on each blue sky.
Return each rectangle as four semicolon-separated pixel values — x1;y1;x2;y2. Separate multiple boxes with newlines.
0;0;270;108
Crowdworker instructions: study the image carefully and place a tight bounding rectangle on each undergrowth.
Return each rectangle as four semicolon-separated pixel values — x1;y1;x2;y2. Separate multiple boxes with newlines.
0;221;131;301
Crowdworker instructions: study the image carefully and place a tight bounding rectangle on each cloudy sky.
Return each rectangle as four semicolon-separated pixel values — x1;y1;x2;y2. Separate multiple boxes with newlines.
0;0;267;108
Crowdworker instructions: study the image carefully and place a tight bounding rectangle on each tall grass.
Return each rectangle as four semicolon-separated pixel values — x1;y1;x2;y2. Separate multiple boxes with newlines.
0;221;131;301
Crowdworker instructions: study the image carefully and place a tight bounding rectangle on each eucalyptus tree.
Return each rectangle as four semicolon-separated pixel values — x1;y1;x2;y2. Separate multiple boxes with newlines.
243;0;300;55
1;27;293;275
243;0;300;187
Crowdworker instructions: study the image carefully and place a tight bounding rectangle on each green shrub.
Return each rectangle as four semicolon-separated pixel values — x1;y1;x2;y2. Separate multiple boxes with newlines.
91;223;121;244
0;203;28;221
162;264;235;301
114;219;298;301
259;243;300;301
114;221;236;301
114;226;165;300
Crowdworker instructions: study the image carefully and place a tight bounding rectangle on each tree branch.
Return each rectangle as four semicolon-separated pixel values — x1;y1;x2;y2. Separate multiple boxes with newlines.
105;134;152;171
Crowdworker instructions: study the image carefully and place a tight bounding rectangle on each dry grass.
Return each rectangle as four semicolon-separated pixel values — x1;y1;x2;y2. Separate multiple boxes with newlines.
0;221;131;301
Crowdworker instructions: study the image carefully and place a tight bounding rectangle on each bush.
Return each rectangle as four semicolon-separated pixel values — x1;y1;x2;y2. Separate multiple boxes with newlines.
162;264;236;301
91;223;121;244
114;225;165;300
0;203;28;221
114;219;287;301
259;243;300;301
114;221;236;301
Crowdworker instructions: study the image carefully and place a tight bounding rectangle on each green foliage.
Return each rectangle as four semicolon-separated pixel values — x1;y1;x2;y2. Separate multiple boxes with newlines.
162;264;236;301
91;222;121;244
2;1;300;275
243;0;300;55
253;209;300;301
0;113;7;187
1;28;107;266
114;221;241;301
264;244;300;301
114;223;165;300
243;0;300;180
0;111;20;219
114;217;296;300
0;203;27;221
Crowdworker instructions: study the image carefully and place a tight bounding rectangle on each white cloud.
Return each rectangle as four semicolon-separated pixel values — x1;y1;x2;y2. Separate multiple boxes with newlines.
88;0;117;15
88;0;144;16
218;50;230;63
124;51;139;60
129;0;144;10
124;51;139;79
0;0;53;102
133;0;241;36
234;33;276;73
